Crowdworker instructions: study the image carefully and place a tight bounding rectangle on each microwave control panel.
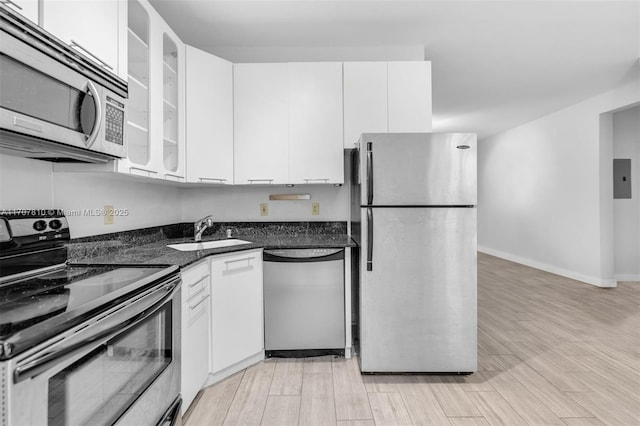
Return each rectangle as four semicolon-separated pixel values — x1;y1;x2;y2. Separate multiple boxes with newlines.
105;98;125;146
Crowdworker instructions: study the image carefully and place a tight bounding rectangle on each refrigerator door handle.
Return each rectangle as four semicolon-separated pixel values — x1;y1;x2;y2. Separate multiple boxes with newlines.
366;142;373;205
367;207;373;271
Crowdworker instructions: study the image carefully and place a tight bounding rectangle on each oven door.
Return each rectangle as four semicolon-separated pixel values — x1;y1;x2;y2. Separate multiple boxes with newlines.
6;275;182;426
0;29;125;158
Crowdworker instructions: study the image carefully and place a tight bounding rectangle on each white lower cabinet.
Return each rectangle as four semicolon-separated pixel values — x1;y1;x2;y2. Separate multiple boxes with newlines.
180;250;264;411
210;249;264;374
180;261;211;413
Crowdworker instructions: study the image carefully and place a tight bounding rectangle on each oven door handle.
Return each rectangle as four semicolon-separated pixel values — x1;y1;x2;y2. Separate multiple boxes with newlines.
13;277;180;384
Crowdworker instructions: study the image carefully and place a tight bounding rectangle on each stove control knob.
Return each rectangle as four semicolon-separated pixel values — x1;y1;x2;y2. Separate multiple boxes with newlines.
33;220;47;232
49;219;62;230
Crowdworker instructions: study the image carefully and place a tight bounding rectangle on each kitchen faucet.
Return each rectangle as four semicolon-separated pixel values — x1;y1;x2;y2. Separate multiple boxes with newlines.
194;215;214;242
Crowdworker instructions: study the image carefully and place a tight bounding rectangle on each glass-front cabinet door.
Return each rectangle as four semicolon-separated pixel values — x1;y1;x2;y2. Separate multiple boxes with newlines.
121;0;185;180
162;35;179;175
126;0;150;170
160;27;185;181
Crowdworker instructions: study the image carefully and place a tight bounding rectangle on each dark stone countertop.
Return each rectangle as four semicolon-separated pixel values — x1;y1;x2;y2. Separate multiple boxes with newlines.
67;222;356;269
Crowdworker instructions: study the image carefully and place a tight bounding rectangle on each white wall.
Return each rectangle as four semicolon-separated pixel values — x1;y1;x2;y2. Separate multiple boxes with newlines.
181;184;349;223
53;173;182;238
0;155;54;208
0;155;182;238
613;105;640;280
478;80;640;287
0;154;349;237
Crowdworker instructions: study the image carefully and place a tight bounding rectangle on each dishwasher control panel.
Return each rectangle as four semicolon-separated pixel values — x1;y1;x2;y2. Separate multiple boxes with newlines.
264;248;344;261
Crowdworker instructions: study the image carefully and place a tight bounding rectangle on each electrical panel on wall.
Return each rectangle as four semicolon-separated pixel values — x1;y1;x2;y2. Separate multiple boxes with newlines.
613;158;632;199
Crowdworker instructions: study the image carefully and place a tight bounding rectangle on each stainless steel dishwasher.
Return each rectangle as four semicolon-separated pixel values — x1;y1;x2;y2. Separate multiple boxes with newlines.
263;248;345;355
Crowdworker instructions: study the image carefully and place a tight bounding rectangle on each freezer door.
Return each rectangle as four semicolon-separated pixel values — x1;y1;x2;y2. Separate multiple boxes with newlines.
359;133;477;206
359;207;477;372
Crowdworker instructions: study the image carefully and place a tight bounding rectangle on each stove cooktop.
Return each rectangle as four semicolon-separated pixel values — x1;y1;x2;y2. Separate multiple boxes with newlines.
0;264;175;359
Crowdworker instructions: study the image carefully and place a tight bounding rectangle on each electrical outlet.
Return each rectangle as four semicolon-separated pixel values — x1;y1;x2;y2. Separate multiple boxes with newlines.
311;203;320;216
104;205;114;225
260;203;269;216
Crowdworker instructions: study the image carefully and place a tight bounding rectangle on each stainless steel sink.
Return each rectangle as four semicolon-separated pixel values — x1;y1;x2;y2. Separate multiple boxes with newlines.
167;239;252;251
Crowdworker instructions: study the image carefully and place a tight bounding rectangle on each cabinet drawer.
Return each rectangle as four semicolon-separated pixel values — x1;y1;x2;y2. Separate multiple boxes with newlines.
184;288;210;325
181;261;210;301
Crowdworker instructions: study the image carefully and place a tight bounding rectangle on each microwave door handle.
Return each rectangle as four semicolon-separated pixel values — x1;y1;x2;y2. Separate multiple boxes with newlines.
13;278;180;384
82;80;102;148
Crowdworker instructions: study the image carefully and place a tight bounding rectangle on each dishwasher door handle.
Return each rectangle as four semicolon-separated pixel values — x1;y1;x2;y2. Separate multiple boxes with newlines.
263;249;344;263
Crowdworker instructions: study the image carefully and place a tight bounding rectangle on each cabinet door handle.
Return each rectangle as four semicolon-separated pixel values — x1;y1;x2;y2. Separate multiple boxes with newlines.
129;167;158;176
70;40;113;71
188;275;208;288
165;173;184;180
247;179;274;183
189;293;209;310
199;178;227;183
224;256;255;271
303;178;330;183
224;256;255;265
1;0;22;11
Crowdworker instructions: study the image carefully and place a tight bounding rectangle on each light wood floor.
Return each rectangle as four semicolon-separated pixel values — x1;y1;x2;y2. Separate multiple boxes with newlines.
184;253;640;426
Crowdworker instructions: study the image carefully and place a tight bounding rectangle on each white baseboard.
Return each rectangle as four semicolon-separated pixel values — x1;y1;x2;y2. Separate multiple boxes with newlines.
204;351;264;388
615;274;640;282
478;245;617;288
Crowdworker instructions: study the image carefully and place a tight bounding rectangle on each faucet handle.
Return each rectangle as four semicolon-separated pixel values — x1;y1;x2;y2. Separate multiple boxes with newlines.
226;228;233;238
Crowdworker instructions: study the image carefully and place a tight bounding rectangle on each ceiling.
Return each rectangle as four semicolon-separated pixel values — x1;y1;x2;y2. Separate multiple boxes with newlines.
149;0;640;139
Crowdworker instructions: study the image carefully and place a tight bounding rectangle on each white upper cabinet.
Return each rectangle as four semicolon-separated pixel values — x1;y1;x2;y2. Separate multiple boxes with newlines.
288;62;344;185
234;63;289;185
343;62;388;149
185;46;234;184
42;0;126;80
387;61;432;133
2;0;38;24
344;61;432;148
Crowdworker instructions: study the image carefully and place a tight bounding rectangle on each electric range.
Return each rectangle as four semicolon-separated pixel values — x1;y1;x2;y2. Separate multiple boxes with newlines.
0;210;182;426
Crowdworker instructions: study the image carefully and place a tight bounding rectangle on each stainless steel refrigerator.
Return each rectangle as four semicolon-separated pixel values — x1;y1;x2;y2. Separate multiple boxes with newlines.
351;133;477;373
